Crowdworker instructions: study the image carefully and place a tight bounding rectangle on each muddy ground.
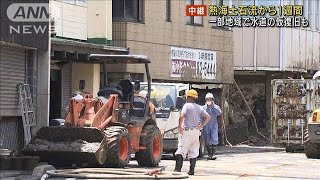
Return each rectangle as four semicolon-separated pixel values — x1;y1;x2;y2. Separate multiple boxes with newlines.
24;139;101;153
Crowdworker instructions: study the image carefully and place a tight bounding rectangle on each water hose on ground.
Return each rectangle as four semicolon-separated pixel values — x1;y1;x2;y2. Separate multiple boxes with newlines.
46;168;189;179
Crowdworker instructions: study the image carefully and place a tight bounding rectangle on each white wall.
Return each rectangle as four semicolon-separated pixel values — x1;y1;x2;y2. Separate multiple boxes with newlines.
233;0;320;72
51;0;88;40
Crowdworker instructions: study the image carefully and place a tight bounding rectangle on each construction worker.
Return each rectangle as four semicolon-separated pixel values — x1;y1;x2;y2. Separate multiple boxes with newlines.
202;93;222;160
174;89;210;175
138;90;155;115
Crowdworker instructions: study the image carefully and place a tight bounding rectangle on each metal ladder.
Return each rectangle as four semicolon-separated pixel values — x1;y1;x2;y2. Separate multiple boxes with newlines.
17;83;36;145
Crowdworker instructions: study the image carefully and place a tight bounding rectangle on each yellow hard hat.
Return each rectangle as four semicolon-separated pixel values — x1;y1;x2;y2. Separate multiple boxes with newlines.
186;89;198;99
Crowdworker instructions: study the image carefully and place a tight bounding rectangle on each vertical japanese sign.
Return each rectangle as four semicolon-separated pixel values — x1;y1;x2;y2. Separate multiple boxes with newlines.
171;47;216;80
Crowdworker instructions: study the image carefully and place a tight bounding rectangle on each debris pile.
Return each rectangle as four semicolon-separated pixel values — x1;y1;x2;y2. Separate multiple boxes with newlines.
226;82;269;146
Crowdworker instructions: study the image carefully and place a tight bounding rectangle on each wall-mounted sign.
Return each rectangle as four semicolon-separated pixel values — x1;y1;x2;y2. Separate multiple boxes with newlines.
170;47;216;80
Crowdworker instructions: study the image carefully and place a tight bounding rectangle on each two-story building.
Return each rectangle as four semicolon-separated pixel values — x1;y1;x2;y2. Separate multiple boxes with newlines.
0;0;50;151
111;0;235;144
49;0;128;120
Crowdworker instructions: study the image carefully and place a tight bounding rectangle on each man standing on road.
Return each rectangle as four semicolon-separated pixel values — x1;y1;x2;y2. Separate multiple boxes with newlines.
202;93;222;160
174;89;211;175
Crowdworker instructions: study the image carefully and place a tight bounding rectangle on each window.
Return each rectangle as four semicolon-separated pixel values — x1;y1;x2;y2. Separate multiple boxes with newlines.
186;0;203;26
166;0;171;22
63;0;87;7
75;0;87;7
211;0;231;29
113;0;144;22
140;85;177;108
179;90;186;96
63;0;74;4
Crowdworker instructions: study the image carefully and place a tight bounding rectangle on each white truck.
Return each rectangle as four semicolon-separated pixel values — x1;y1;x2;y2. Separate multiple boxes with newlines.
139;83;207;157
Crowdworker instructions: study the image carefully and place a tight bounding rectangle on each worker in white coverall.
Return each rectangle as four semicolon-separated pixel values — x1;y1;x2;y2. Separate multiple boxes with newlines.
174;89;210;175
201;93;222;160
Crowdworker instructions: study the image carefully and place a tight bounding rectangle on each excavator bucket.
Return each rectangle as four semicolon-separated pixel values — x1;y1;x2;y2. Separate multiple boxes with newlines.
22;126;108;166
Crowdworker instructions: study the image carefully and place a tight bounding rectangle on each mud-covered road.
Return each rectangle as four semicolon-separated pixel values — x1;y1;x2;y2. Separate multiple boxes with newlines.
160;151;320;180
1;151;319;180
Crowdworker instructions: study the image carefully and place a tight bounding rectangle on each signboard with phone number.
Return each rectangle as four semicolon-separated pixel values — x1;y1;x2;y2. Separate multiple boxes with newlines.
170;47;216;80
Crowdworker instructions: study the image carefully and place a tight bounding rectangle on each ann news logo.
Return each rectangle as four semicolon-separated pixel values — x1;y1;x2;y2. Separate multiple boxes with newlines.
186;5;207;16
6;3;49;34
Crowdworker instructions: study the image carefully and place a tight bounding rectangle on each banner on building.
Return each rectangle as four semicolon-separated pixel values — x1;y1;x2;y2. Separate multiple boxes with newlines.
170;47;216;80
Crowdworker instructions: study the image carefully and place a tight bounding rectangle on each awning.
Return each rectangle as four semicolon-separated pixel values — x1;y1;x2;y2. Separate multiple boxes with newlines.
88;54;151;64
51;38;129;62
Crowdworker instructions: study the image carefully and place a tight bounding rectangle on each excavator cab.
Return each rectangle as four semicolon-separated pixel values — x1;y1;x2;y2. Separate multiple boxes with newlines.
23;55;162;168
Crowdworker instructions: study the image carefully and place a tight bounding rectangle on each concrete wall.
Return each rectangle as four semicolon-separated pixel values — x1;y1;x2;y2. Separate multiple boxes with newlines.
113;0;234;84
36;49;50;130
87;0;113;43
71;63;100;97
51;0;113;43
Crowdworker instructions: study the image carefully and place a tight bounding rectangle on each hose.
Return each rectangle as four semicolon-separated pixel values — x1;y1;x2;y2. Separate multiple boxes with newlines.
222;87;233;147
221;102;233;147
46;168;189;179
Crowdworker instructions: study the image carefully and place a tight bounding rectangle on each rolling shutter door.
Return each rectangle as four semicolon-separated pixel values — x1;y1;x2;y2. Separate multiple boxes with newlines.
0;45;26;117
61;62;72;116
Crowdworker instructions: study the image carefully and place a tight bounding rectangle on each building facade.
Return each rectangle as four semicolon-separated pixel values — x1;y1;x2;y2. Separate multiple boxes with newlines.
0;0;50;151
232;0;320;133
111;0;234;144
112;0;234;84
50;0;128;120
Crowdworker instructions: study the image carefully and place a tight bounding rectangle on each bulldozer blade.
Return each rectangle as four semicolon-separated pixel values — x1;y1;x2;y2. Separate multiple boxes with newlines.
22;126;108;166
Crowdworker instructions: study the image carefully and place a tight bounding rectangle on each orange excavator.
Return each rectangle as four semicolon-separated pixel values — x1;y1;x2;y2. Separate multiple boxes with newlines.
23;54;162;168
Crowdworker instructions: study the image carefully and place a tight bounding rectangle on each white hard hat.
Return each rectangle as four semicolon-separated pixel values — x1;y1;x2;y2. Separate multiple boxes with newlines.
73;94;84;102
205;93;214;99
139;90;148;97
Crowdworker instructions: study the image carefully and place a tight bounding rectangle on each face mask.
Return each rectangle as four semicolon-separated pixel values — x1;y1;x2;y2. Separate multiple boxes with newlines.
206;101;212;106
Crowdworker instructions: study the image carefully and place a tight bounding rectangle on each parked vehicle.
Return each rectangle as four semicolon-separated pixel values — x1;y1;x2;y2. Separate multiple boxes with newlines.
139;83;213;157
139;83;188;154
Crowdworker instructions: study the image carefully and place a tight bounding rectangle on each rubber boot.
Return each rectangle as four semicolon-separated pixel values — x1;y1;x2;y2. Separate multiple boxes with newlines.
188;158;196;175
174;154;183;172
210;145;217;160
206;145;213;160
